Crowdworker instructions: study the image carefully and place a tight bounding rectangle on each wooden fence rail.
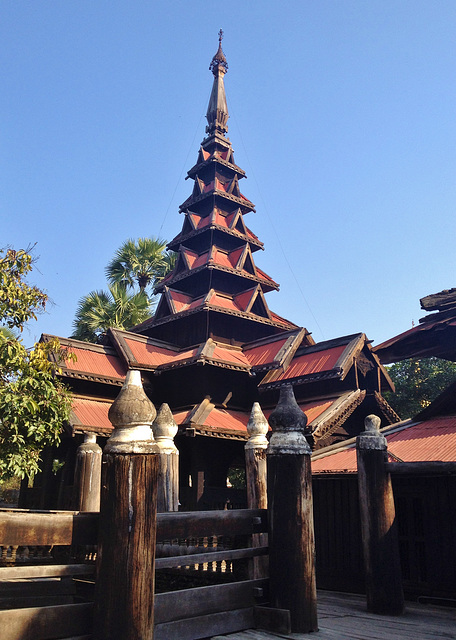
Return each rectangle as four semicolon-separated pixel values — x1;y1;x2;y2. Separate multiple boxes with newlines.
0;507;269;640
0;507;267;548
0;376;317;639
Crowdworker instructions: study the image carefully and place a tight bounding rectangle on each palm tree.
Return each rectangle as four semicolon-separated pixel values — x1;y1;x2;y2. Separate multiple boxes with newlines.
154;250;178;283
71;284;151;343
106;237;170;294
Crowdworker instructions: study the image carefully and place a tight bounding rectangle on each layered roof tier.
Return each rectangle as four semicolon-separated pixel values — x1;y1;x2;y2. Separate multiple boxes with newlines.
135;37;300;347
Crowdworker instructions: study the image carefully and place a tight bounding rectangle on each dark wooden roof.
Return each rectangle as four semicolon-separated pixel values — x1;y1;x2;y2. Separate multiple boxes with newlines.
375;287;456;363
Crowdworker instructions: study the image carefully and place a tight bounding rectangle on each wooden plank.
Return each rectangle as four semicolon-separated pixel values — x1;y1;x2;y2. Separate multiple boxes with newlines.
0;510;98;546
387;461;456;476
0;602;92;640
155;546;268;569
156;509;267;540
0;508;266;547
0;579;76;596
253;605;291;635
155;607;254;640
0;564;95;580
155;578;268;624
0;594;75;609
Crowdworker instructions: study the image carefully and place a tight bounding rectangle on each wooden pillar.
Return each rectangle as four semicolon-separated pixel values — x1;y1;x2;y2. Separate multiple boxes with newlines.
245;402;268;510
245;402;268;579
356;414;404;615
267;385;318;633
152;403;179;512
73;433;102;512
94;370;159;640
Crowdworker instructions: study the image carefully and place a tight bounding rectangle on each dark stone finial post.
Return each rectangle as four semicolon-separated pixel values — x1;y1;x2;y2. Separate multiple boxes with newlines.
72;433;102;512
356;414;404;615
152;403;179;512
93;370;159;640
245;402;268;579
267;385;318;633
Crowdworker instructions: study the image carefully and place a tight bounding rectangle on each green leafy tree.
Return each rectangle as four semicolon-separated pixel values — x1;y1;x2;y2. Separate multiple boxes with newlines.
72;237;177;343
106;237;174;294
384;357;456;419
0;248;72;480
71;283;150;343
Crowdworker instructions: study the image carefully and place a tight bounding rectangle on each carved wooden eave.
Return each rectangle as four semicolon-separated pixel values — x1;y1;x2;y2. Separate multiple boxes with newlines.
187;154;246;180
420;288;456;314
373;390;401;424
190;427;248;440
260;367;344;391
375;287;456;364
308;390;366;447
155;245;278;293
166;218;263;254
145;289;297;331
155;260;277;293
179;188;255;213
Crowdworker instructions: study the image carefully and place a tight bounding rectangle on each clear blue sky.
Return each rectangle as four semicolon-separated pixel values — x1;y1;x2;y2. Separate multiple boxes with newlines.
2;1;455;347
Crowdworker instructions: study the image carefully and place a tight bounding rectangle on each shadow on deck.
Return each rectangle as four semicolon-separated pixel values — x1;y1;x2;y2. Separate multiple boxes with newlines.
211;590;456;640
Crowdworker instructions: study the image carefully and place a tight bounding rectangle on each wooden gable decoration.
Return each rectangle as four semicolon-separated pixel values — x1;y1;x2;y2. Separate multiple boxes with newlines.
227;208;248;236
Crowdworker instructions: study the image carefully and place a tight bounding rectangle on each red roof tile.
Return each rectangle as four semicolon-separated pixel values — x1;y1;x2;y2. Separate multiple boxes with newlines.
266;344;346;382
123;337;198;368
301;399;335;424
64;346;127;380
234;288;257;312
269;311;297;328
211;345;251;368
244;337;290;367
387;417;456;462
311;416;456;473
173;409;192;425
202;408;250;432
71;397;113;432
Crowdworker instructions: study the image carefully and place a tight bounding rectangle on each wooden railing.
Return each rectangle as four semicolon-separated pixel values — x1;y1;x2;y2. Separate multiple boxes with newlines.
0;380;318;639
0;507;268;640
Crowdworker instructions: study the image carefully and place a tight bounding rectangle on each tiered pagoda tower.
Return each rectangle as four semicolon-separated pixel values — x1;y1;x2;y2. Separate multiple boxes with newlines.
136;32;299;347
29;35;399;512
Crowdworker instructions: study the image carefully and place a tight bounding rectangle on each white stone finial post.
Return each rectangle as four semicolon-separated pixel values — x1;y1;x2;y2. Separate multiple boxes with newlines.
105;369;157;454
152;403;179;512
246;402;269;451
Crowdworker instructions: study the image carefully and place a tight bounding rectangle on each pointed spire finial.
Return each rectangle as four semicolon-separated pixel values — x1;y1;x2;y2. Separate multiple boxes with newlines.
206;31;229;136
209;29;228;75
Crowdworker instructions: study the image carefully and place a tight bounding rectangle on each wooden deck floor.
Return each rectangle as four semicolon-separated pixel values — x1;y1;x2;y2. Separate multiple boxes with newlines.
211;591;456;640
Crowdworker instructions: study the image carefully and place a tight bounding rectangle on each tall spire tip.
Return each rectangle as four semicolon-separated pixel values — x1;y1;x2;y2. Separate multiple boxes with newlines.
209;29;228;75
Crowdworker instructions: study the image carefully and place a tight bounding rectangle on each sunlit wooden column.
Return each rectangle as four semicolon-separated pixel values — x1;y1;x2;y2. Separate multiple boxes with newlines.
357;414;404;615
245;402;268;579
153;403;179;512
94;370;159;640
73;433;102;512
267;385;318;633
